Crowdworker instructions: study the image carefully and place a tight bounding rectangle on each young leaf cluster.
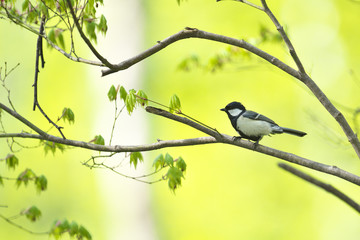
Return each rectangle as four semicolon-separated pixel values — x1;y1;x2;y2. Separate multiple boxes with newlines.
5;154;19;170
50;219;92;240
60;107;75;124
0;154;48;192
169;94;181;113
93;134;105;145
22;205;42;222
107;84;148;114
1;0;108;49
42;140;65;155
16;168;48;193
153;153;187;192
130;152;144;169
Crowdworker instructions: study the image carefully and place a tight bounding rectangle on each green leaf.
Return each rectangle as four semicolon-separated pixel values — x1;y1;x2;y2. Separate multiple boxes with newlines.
97;14;108;35
57;31;65;49
107;85;117;101
166;166;184;191
94;135;105;145
176;0;186;5
62;108;75;124
164;153;174;167
22;0;29;12
5;154;19;170
22;206;42;222
176;157;187;172
125;89;136;114
50;220;63;238
69;221;79;237
130;152;143;169
0;176;3;186
79;225;92;240
177;54;200;71
48;29;56;43
152;154;164;171
43;141;65;155
85;20;97;43
16;168;36;188
119;86;128;102
35;175;47;192
51;219;70;238
136;90;148;107
169;94;181;113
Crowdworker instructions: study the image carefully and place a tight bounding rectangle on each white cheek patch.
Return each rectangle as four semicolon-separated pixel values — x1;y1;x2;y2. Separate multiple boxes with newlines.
228;108;242;117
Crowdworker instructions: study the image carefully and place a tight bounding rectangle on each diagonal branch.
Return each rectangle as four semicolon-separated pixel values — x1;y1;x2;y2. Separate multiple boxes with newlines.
64;0;114;69
101;28;301;78
278;163;360;213
259;0;306;74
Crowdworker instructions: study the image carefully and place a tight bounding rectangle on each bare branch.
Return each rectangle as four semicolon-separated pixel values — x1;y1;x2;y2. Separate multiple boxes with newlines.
0;103;48;137
278;163;360;214
259;0;306;74
101;28;301;78
0;214;48;235
2;102;360;187
146;106;360;186
32;17;66;139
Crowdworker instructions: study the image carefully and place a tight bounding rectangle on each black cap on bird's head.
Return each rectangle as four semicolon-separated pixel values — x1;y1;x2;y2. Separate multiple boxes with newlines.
220;101;246;112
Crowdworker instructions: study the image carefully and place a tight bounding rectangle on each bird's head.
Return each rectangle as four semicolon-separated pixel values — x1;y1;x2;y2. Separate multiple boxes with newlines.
220;101;246;117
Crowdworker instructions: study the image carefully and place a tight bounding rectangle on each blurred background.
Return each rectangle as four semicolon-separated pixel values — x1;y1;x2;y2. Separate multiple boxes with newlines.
1;0;360;239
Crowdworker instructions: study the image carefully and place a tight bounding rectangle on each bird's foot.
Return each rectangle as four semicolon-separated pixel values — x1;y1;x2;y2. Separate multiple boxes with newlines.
232;136;242;141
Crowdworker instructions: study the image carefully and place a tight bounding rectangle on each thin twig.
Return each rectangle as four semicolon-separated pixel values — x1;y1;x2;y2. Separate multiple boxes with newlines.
0;214;49;235
278;163;360;214
0;62;20;111
226;0;265;11
135;95;219;133
96;162;163;184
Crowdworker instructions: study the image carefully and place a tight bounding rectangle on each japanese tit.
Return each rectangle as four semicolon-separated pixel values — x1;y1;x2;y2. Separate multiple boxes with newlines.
221;101;306;143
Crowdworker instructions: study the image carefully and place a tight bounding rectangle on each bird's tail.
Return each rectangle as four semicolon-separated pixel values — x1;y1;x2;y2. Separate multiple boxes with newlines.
281;127;307;137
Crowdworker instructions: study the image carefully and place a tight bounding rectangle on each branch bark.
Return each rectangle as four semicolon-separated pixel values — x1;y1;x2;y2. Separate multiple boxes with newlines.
101;28;301;79
278;163;360;214
1;102;360;188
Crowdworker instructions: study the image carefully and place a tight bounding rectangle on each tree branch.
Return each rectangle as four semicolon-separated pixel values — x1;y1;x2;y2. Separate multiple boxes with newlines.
1;102;360;187
278;163;360;214
32;17;66;139
0;103;48;137
64;0;114;69
101;28;301;79
259;0;306;74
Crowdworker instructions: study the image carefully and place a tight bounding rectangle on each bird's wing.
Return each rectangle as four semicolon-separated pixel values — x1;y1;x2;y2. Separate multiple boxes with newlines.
242;110;277;125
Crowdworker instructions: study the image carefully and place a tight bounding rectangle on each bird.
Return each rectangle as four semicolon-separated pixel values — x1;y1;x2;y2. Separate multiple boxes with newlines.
221;101;306;143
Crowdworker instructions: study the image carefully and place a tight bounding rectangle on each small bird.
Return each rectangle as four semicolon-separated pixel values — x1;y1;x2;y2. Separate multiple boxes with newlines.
221;101;306;143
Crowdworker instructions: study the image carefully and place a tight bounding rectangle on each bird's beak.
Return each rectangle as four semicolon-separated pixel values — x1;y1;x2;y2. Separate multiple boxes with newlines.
220;108;226;112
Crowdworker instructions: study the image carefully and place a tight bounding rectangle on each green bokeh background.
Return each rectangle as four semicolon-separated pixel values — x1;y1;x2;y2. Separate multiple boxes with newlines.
1;0;360;239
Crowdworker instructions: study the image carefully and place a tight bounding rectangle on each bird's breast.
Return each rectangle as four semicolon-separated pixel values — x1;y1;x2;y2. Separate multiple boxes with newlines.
236;116;272;137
